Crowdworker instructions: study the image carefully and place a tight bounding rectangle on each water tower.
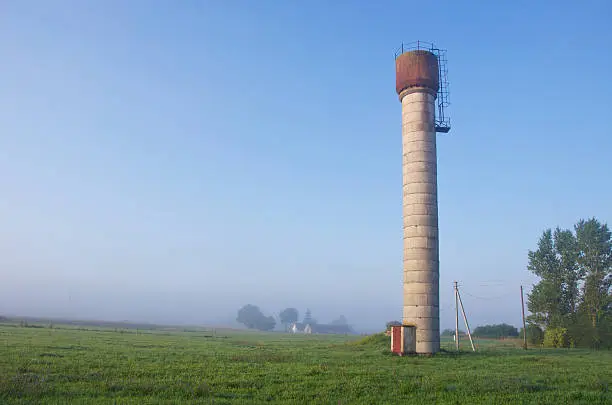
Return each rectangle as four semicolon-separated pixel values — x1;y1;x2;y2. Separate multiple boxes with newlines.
394;41;450;355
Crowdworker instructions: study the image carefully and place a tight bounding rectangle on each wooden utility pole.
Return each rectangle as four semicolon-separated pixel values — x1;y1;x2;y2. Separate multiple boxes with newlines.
456;287;476;352
454;281;459;351
520;285;527;350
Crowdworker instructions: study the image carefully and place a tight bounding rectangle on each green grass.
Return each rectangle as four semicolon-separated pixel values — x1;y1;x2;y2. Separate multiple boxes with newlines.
1;324;610;404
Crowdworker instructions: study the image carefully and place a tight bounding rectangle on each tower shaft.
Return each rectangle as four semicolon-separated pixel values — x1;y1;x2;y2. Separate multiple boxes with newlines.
401;88;439;354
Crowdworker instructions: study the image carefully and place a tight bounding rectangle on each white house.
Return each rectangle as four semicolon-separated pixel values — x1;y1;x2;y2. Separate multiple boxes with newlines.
290;322;312;334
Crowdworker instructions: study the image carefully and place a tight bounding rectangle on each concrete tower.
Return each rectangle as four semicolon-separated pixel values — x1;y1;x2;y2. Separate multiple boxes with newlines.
395;48;442;354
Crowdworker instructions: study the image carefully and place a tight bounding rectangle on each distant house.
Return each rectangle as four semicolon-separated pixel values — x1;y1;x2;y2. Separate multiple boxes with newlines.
291;323;309;333
290;322;353;335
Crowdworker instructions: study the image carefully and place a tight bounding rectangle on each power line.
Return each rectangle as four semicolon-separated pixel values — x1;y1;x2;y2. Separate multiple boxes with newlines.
460;290;516;301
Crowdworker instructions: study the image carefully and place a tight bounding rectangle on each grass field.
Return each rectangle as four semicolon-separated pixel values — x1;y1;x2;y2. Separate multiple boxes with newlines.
1;323;610;404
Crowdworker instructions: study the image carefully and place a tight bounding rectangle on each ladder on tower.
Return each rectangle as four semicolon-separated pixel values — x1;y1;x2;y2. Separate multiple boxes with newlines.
433;48;451;133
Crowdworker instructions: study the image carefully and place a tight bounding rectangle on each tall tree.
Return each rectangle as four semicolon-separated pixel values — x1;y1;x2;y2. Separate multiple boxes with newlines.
279;308;299;331
527;229;566;327
236;304;262;329
236;304;277;331
575;218;612;330
554;228;581;316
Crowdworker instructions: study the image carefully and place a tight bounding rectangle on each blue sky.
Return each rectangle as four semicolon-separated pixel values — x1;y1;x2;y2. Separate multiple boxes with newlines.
1;1;610;331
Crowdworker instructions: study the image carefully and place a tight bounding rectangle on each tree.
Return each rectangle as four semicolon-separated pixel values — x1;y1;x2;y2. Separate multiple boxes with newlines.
520;324;544;346
543;327;569;348
527;229;570;328
279;308;299;331
575;219;612;330
236;304;276;331
257;315;276;332
441;328;465;336
554;228;581;316
441;329;453;336
527;218;612;348
237;304;263;329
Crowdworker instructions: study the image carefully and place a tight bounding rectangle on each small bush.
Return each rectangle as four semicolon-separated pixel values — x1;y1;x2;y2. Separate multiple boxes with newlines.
351;333;388;348
543;327;569;348
520;324;544;346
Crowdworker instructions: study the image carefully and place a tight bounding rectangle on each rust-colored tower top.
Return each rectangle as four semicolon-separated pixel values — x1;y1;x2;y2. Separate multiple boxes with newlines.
395;50;440;96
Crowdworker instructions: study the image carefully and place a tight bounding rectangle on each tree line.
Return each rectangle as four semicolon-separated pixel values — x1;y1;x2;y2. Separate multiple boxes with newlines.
527;217;611;348
473;323;518;338
442;324;519;339
236;305;348;331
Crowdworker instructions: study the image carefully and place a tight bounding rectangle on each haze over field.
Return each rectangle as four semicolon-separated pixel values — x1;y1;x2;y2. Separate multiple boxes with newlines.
1;1;611;332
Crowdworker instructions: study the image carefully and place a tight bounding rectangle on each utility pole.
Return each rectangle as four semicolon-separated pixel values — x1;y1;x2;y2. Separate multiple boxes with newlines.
521;285;527;350
456;286;476;352
454;281;459;351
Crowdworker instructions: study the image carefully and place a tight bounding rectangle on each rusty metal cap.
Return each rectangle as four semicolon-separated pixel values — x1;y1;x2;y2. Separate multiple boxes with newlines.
396;50;439;95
